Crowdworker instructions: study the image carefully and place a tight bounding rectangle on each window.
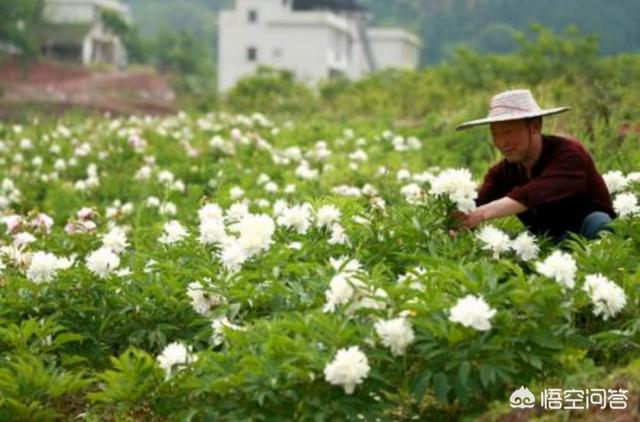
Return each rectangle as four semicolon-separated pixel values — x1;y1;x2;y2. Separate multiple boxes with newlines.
248;9;257;23
247;47;257;62
273;47;283;60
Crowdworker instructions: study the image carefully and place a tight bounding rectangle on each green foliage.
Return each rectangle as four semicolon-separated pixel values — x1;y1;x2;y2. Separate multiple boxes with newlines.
225;67;318;116
0;0;44;62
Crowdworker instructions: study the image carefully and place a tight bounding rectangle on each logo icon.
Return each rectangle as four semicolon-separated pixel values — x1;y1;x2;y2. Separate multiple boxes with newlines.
510;386;536;409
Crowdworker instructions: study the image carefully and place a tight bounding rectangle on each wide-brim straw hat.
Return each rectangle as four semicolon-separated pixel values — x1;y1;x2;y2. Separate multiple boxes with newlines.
456;89;570;130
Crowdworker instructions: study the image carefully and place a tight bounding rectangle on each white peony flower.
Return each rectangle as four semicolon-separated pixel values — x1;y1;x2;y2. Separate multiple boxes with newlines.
582;274;627;320
511;232;540;261
324;346;370;394
328;224;349;246
232;213;276;256
449;295;497;331
316;205;341;229
26;251;71;283
475;225;511;259
159;220;188;245
186;281;225;315
400;183;424;204
602;170;628;194
211;316;244;346
156;342;197;378
13;232;36;247
323;273;361;312
102;226;129;254
536;250;577;289
199;218;228;246
277;203;313;234
613;192;639;218
85;247;120;278
219;241;250;273
429;168;478;212
198;203;224;223
374;317;415;356
225;202;249;223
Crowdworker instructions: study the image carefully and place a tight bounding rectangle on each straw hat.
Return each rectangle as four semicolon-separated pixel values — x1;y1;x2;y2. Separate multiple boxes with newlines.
456;89;570;130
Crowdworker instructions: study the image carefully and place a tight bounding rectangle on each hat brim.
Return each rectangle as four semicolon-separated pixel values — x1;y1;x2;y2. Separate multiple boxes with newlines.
456;107;570;131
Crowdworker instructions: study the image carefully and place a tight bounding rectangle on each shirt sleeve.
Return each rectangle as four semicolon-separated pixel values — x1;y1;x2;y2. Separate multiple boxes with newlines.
506;149;588;208
477;163;507;206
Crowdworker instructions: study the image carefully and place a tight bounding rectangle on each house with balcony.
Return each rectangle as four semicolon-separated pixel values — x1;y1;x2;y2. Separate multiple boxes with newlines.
40;0;131;67
218;0;421;92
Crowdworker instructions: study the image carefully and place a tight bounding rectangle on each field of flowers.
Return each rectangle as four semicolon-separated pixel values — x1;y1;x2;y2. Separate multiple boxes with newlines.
0;106;638;421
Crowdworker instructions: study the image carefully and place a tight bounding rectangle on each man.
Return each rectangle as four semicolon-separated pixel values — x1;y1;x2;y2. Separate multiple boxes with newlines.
455;89;614;242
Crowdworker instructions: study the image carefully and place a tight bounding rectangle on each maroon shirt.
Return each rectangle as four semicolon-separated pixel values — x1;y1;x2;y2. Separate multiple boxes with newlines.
477;134;615;239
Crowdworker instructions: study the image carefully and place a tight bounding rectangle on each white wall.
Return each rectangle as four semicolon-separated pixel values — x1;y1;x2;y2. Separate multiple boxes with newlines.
218;0;421;92
219;0;354;92
44;0;131;24
368;29;421;70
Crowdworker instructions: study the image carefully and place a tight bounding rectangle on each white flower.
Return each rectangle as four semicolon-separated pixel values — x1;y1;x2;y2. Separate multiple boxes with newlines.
449;295;497;331
159;220;188;245
229;186;244;200
400;183;424;204
324;346;370;394
13;232;36;247
328;224;349;246
582;274;627;320
613;193;639;218
323;273;360;312
429;168;478;212
31;213;54;233
159;202;177;216
536;250;577;289
316;205;341;229
199;203;223;223
211;316;244;346
511;232;540;261
288;241;302;250
156;342;197;378
26;251;70;283
186;281;225;315
198;218;227;245
85;247;120;278
396;169;411;181
329;256;362;274
219;241;250;273
102;226;129;254
374;317;415;356
277;203;313;234
225;202;249;223
232;213;275;256
602;170;628;194
476;226;511;259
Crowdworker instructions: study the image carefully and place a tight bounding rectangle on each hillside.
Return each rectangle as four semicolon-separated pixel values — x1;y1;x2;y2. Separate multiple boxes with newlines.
124;0;640;64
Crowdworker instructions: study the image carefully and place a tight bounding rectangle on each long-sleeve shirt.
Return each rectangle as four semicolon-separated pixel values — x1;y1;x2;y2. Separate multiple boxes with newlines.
477;134;615;240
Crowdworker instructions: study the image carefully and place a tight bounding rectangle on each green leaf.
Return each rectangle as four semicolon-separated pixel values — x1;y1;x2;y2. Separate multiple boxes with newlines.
433;372;449;402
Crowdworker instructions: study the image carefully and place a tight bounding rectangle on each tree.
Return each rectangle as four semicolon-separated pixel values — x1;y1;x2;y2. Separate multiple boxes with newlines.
0;0;44;62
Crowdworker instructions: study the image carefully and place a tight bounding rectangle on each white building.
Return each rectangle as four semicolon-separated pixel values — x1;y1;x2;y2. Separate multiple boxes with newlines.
40;0;131;67
218;0;421;92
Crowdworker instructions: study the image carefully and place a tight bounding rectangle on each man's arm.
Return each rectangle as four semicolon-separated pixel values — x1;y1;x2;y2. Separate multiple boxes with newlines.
460;196;527;229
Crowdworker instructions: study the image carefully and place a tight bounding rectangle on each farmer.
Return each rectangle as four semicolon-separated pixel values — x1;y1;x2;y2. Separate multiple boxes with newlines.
454;89;614;242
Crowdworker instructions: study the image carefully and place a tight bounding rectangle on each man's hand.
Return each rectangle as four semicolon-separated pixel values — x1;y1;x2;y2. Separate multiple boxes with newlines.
451;209;485;230
450;197;527;231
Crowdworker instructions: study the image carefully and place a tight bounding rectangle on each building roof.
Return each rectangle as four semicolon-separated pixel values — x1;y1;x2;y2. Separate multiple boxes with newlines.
292;0;366;12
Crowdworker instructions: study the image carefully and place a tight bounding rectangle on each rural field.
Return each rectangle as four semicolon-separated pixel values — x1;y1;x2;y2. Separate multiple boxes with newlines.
1;29;640;422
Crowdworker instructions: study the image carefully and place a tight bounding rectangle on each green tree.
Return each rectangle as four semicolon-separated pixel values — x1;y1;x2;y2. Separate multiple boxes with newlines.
0;0;44;62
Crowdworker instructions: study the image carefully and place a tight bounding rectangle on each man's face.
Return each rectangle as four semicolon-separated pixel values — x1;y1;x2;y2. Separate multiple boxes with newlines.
489;119;533;163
